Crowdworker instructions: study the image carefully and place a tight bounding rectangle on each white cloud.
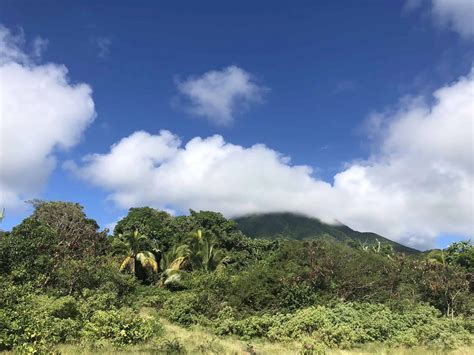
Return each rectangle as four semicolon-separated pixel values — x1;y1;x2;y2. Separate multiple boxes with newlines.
406;0;474;38
67;130;335;222
0;25;95;211
337;69;474;248
432;0;474;38
176;66;267;125
70;69;474;249
0;26;28;65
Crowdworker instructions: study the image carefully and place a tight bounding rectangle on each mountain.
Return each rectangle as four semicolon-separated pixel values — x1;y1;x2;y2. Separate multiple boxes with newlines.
234;212;419;254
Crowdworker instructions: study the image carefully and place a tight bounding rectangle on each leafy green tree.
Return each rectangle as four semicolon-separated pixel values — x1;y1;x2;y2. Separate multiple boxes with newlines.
184;211;246;251
417;258;470;317
112;230;159;282
115;207;174;248
2;201;108;288
446;240;474;272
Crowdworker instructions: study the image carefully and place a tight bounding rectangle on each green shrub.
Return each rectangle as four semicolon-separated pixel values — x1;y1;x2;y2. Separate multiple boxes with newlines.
216;313;284;340
0;294;81;351
162;292;201;326
82;308;162;345
213;302;473;349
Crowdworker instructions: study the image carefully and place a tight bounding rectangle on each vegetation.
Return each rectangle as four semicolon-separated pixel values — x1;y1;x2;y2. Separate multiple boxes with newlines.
0;201;472;354
112;230;160;282
235;212;419;254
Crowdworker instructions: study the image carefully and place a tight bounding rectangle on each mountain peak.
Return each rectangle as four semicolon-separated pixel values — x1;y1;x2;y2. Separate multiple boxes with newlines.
234;212;419;254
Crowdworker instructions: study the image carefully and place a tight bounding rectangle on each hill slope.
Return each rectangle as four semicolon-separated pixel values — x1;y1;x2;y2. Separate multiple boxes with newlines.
234;212;419;254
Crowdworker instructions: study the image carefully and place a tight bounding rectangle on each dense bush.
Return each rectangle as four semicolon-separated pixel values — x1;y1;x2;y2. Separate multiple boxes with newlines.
0;280;163;351
0;290;81;351
82;308;163;345
214;303;473;349
161;292;201;326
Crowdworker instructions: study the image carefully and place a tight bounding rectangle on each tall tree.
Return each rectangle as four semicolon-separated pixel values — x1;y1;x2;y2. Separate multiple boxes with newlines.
3;201;108;289
114;207;174;248
179;230;229;272
112;230;159;282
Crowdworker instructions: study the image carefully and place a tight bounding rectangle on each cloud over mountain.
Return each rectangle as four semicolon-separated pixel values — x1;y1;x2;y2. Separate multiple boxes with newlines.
70;69;474;249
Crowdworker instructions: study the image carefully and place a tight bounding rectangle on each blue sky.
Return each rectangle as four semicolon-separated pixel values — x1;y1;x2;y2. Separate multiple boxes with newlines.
1;0;473;249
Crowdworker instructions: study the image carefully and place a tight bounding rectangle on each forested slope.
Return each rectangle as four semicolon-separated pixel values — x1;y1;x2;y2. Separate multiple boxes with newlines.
234;212;419;253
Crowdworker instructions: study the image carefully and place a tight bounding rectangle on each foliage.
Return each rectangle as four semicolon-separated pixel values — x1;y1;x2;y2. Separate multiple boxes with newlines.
0;201;472;352
82;308;163;345
417;258;471;317
0;278;161;351
112;230;160;282
1;201;108;291
446;240;474;272
176;229;229;272
114;207;174;248
214;303;473;349
0;287;81;351
161;292;201;326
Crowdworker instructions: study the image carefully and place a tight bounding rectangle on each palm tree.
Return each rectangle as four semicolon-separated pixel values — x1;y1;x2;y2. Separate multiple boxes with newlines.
181;229;229;271
159;244;189;288
159;229;228;288
112;230;159;281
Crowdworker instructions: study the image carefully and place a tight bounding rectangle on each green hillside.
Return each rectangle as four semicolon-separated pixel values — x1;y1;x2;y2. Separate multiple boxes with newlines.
234;212;419;254
2;202;473;353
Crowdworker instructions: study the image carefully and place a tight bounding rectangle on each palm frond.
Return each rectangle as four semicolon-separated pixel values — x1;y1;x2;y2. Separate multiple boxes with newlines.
111;238;132;255
120;256;135;273
136;252;158;273
175;244;192;258
169;256;187;271
163;272;182;287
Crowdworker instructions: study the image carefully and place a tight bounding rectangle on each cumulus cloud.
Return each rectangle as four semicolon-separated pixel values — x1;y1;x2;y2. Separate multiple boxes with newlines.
0;25;95;210
175;66;267;125
70;69;474;249
406;0;474;38
67;130;335;221
338;69;474;247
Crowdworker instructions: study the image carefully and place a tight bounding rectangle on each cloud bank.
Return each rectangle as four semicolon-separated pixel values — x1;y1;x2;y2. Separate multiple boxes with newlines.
70;69;474;249
176;66;266;125
0;25;95;210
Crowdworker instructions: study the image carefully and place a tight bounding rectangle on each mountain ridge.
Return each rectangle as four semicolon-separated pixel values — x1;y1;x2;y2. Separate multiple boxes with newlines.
234;212;419;254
